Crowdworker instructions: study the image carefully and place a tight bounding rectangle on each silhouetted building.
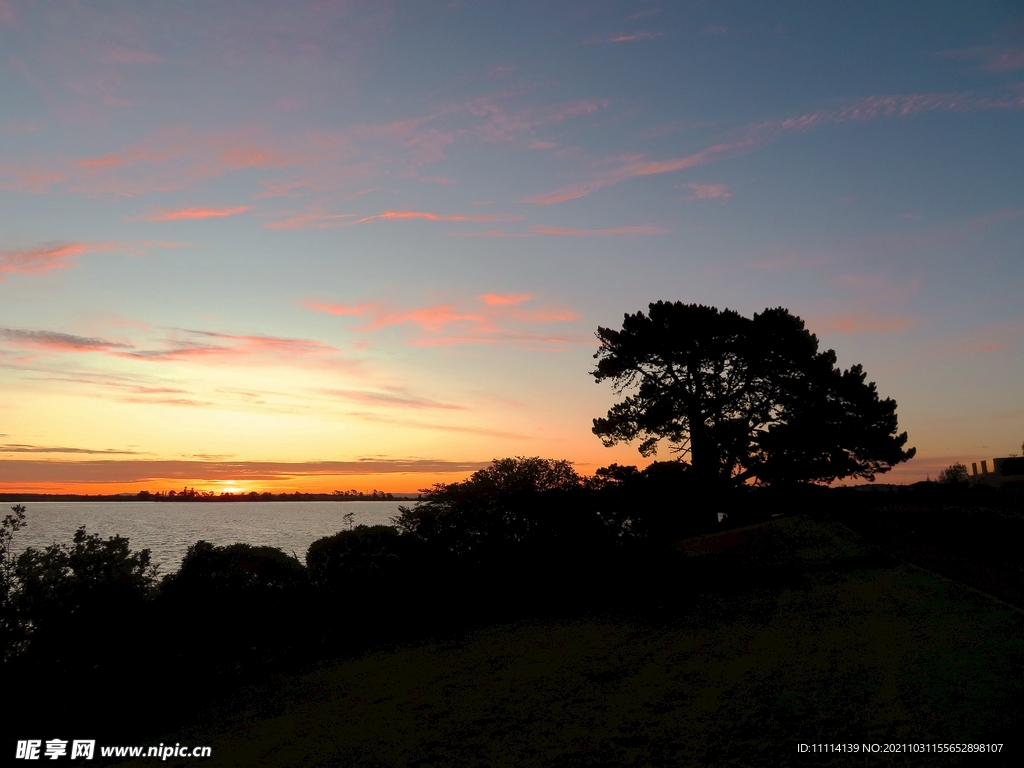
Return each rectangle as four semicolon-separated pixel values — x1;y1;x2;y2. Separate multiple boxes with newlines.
968;457;1024;488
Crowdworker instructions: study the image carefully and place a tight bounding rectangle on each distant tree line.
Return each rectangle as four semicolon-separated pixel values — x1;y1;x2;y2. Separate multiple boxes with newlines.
134;488;400;501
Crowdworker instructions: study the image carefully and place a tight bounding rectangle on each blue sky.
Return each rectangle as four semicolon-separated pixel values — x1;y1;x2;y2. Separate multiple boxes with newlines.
1;0;1022;492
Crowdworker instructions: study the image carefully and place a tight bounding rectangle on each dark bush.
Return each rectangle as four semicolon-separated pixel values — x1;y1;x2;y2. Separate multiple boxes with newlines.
307;524;412;593
14;527;157;668
162;540;307;594
157;542;311;683
590;460;719;543
394;457;611;565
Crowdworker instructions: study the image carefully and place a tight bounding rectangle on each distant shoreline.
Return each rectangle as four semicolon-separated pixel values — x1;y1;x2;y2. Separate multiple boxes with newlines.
0;493;421;503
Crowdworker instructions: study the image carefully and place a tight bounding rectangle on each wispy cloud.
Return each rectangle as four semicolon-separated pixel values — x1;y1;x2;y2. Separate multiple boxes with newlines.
263;209;359;230
525;135;761;204
595;31;663;43
266;208;522;231
2;89;610;204
447;229;530;238
133;205;252;222
1;328;133;352
0;240;182;280
0;444;145;455
525;88;1024;204
349;210;522;225
1;127;296;197
940;46;1024;72
937;317;1024;354
479;293;532;306
701;25;727;35
0;458;493;486
124;330;343;364
321;386;467;411
531;224;670;236
0;243;88;278
344;411;532;440
1;324;356;375
304;293;580;348
676;182;731;200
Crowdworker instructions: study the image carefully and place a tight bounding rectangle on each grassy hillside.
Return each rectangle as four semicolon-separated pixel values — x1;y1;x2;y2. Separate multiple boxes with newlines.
158;516;1022;767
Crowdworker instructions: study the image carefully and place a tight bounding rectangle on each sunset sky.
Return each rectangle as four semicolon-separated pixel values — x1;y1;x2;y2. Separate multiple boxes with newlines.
1;0;1022;493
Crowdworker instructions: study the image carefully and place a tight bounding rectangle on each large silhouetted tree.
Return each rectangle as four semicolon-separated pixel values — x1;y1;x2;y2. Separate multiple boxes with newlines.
592;302;915;487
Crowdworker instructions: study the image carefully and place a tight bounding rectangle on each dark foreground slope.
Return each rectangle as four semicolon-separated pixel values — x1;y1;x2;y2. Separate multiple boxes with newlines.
149;516;1023;768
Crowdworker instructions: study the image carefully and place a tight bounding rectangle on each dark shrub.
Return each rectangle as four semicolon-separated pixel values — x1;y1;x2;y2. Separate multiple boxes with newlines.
394;457;607;565
307;524;411;593
9;527;158;735
14;527;157;666
163;540;307;594
591;460;716;543
157;542;310;679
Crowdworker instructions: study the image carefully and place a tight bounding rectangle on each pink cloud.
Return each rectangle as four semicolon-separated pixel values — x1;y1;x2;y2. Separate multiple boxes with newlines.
988;50;1024;72
135;205;252;222
0;328;133;352
603;32;663;43
305;293;580;348
0;243;88;278
525;88;1024;204
343;186;382;201
0;240;180;279
35;127;298;197
701;25;727;35
3;88;612;201
322;387;467;411
447;229;529;238
677;182;731;201
528;141;556;150
125;330;341;362
636;119;719;140
461;96;610;144
264;210;359;230
941;47;1024;73
267;208;525;231
0;322;354;375
938;318;1024;355
479;293;532;306
531;224;670;236
0;459;494;486
339;210;524;228
526;136;760;204
301;300;374;317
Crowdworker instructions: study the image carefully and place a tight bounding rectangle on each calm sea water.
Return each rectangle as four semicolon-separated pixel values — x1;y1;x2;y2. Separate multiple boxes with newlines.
7;501;410;574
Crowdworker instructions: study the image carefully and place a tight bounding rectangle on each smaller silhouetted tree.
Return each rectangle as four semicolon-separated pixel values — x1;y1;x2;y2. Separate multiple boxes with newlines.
394;457;592;561
937;462;969;484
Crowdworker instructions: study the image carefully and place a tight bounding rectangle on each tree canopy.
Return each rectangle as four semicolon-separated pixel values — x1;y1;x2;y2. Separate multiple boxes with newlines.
592;302;915;487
